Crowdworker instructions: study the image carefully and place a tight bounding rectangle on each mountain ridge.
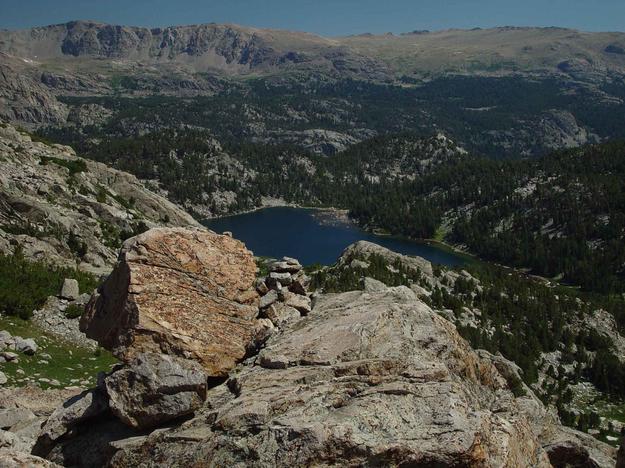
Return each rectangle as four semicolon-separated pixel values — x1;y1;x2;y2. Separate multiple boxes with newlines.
1;20;625;78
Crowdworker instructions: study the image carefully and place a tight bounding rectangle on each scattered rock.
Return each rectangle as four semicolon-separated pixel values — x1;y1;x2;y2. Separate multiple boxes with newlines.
104;353;208;430
0;373;6;385
81;228;261;376
259;289;279;310
59;279;80;301
32;296;98;350
14;337;37;356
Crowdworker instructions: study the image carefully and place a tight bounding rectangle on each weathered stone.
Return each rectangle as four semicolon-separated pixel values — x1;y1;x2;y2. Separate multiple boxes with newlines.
104;353;208;430
80;228;260;376
0;408;36;430
46;417;140;468
259;289;279;310
1;352;18;362
545;440;599;468
33;389;109;457
0;331;11;344
0;448;60;467
59;278;80;300
263;303;301;328
284;293;311;315
255;278;269;295
362;276;387;292
288;279;307;296
14;337;37;355
269;260;302;274
0;372;6;385
268;271;293;287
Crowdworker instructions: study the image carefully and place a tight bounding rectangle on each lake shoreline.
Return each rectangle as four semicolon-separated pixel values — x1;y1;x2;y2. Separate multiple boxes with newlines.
203;206;469;267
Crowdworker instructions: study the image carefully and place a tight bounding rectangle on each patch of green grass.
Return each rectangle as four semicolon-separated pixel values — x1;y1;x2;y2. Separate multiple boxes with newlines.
0;315;117;389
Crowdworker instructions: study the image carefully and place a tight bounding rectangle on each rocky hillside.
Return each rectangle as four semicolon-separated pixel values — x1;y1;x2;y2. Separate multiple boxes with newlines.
0;123;199;274
0;227;615;467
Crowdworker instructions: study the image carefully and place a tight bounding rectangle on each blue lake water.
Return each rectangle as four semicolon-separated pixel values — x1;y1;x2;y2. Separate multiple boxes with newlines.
203;207;468;267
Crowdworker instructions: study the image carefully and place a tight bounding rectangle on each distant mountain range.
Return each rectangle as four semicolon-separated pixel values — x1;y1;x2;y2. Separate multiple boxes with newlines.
2;20;625;158
1;21;625;78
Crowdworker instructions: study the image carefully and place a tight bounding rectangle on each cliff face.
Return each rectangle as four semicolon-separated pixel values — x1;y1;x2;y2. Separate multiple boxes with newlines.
0;21;387;79
0;124;200;274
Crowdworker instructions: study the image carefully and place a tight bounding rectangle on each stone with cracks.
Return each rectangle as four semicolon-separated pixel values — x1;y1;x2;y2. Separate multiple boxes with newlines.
80;228;261;376
104;353;208;430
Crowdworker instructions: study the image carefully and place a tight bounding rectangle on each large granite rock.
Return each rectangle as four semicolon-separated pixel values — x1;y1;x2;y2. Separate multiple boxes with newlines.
104;353;209;430
108;285;615;467
80;228;261;376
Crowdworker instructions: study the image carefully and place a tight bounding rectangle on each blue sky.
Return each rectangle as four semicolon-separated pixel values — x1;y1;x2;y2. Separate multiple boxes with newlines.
1;0;624;35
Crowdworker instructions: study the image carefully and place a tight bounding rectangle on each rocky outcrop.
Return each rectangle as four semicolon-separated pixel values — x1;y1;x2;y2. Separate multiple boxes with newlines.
0;386;83;457
80;227;263;375
34;388;109;455
0;124;200;274
31;294;96;350
27;230;616;466
106;284;615;467
339;240;434;277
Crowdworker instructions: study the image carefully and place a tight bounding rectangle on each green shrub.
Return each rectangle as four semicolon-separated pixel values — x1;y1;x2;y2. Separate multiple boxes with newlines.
64;304;84;319
40;156;87;176
0;250;98;320
96;185;108;203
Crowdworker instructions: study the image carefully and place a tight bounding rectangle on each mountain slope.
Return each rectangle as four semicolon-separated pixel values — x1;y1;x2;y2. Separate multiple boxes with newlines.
0;123;200;274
